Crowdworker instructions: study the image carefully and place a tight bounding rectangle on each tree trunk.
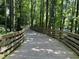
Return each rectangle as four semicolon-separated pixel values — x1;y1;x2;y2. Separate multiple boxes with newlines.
75;0;79;33
4;0;7;32
46;0;49;29
49;0;56;36
31;0;33;27
59;0;63;38
40;0;44;27
9;0;15;31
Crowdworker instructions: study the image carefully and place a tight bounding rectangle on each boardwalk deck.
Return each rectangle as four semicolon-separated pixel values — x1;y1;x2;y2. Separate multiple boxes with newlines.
6;29;79;59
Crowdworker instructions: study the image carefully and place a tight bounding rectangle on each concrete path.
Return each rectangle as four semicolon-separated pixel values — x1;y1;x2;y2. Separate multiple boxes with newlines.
6;30;79;59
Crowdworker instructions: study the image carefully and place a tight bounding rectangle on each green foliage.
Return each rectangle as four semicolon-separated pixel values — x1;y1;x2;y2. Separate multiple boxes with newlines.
0;27;6;35
0;0;79;34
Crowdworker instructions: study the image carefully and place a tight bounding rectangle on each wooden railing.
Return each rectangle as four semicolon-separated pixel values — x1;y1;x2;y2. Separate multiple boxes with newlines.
62;32;79;56
48;30;79;56
50;31;79;56
0;29;25;59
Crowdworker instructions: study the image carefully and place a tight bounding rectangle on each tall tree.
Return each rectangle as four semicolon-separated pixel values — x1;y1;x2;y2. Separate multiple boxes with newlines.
9;0;15;31
70;0;75;32
16;0;22;31
4;0;7;32
59;0;64;38
75;0;79;33
40;0;44;27
49;0;56;35
46;0;49;29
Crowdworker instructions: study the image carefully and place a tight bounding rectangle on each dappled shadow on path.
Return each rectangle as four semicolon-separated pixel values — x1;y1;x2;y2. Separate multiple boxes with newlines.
6;29;79;59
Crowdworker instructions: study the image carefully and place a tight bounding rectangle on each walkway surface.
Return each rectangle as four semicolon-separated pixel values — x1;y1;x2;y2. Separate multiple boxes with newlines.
6;29;79;59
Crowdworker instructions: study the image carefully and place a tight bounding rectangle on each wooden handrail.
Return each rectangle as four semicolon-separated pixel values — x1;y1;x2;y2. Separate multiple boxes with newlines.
0;29;25;59
0;29;24;40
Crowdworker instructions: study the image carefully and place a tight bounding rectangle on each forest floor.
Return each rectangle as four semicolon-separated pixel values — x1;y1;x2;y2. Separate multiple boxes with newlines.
6;29;79;59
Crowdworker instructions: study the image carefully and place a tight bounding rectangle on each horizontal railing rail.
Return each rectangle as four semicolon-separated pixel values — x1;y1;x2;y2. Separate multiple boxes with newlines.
63;32;79;56
0;29;25;59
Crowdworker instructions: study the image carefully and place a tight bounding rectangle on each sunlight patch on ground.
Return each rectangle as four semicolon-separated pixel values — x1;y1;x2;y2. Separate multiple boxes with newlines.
32;48;40;52
54;51;61;54
14;50;20;53
32;48;54;53
66;57;71;59
49;39;52;41
31;47;74;55
29;41;49;44
40;49;45;51
27;33;37;36
24;41;27;43
10;54;16;56
26;40;30;42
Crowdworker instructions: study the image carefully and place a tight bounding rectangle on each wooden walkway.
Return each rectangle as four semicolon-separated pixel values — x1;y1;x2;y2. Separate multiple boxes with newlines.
6;29;79;59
